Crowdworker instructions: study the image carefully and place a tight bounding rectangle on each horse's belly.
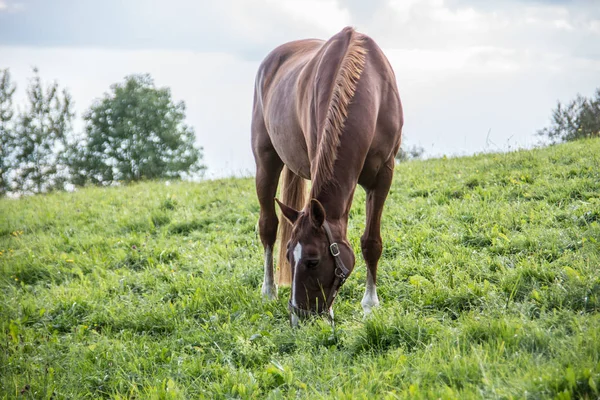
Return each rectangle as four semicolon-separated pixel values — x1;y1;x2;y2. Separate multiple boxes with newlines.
263;92;312;179
269;126;311;179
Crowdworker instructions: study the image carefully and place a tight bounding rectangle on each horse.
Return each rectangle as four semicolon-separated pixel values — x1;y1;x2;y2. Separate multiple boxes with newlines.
251;26;403;325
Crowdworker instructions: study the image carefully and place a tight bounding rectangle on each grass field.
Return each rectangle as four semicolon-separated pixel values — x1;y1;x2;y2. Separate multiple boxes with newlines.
1;138;600;399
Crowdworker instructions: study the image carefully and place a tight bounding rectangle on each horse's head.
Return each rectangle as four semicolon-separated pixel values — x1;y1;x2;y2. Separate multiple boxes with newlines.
276;198;355;325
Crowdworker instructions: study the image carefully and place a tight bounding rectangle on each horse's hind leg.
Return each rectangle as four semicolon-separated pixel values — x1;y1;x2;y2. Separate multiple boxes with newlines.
360;158;395;316
254;145;283;300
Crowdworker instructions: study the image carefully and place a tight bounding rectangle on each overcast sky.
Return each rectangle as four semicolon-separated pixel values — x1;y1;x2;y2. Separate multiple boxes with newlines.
1;0;599;177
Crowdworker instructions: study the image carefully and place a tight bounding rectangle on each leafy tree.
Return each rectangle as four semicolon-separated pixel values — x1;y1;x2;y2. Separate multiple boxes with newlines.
396;143;425;163
11;68;74;194
538;88;600;143
70;74;205;186
0;68;16;196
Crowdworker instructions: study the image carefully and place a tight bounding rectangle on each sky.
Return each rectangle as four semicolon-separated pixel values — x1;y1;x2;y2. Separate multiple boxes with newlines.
1;0;599;178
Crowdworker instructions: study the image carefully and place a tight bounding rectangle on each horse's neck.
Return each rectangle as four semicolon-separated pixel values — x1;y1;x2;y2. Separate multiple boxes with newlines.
312;183;355;227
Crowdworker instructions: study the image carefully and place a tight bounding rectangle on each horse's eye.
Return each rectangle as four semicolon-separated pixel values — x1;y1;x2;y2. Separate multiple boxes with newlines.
305;259;319;269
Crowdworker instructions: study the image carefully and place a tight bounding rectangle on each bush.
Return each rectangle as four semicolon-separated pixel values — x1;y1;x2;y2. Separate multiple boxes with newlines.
538;88;600;143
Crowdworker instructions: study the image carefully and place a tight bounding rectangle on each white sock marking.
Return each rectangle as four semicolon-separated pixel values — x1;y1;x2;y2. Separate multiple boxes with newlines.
261;246;276;300
361;270;379;316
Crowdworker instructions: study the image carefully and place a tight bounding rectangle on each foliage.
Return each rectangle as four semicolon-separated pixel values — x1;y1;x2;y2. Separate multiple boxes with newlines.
1;70;205;196
1;139;599;398
9;68;74;194
69;74;205;186
538;88;600;143
396;144;425;163
0;68;16;196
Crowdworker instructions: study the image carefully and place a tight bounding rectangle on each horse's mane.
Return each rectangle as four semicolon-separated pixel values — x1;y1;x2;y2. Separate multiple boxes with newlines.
311;27;367;196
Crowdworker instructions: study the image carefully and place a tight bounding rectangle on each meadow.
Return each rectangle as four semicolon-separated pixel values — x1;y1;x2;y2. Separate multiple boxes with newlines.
1;138;599;399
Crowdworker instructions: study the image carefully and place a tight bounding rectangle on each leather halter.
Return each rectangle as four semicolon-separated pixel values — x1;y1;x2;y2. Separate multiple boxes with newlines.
287;220;351;320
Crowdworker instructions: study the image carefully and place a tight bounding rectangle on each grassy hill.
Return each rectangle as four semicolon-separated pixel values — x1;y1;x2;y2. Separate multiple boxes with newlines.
1;139;599;399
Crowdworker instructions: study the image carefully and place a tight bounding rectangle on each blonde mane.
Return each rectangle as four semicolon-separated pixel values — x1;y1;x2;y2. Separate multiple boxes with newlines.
311;28;367;195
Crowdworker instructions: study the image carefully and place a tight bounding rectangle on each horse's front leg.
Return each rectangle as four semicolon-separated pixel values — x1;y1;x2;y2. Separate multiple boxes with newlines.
253;142;283;300
257;165;283;299
360;159;394;316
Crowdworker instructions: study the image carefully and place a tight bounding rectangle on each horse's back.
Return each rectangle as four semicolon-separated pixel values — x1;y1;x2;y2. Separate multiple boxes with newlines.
254;39;322;115
252;28;403;184
253;39;324;178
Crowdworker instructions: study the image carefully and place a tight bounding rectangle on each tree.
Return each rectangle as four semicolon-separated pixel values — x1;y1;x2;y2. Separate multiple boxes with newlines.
11;68;74;194
70;74;205;186
537;88;600;143
0;68;16;196
395;144;425;163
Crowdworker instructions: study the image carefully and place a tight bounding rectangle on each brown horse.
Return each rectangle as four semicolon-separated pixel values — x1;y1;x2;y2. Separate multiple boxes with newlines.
251;27;403;325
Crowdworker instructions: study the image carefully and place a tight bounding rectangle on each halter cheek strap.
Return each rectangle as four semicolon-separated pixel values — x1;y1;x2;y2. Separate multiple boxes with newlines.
287;220;351;321
322;221;351;311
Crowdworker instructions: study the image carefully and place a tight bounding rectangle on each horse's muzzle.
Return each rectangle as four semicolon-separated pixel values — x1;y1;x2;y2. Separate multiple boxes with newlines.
288;300;333;326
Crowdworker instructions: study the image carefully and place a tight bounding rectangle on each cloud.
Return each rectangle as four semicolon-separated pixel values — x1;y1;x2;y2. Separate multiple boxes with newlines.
1;0;599;176
0;0;24;12
0;0;351;60
342;0;599;61
1;0;598;63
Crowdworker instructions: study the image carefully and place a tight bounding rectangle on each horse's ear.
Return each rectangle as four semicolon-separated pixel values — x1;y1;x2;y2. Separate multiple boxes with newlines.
309;198;326;228
275;198;300;225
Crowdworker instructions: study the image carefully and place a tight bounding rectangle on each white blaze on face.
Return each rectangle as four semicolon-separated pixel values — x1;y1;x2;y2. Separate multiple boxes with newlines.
291;242;302;307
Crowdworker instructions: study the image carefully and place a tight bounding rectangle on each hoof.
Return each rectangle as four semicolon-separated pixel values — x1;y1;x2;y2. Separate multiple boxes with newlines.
290;313;299;328
361;298;380;319
261;283;277;301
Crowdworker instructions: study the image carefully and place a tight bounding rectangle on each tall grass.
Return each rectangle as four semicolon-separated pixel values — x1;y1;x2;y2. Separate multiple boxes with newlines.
1;139;599;398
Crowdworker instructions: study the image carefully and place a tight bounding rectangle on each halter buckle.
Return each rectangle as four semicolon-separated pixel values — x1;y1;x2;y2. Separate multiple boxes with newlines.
335;267;346;280
330;242;340;257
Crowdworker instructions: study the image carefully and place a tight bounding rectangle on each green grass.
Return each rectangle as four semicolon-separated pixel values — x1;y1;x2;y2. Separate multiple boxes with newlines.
1;139;599;399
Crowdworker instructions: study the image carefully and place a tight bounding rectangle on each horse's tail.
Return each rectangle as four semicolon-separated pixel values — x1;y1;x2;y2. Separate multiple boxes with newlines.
311;26;367;195
276;166;306;286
